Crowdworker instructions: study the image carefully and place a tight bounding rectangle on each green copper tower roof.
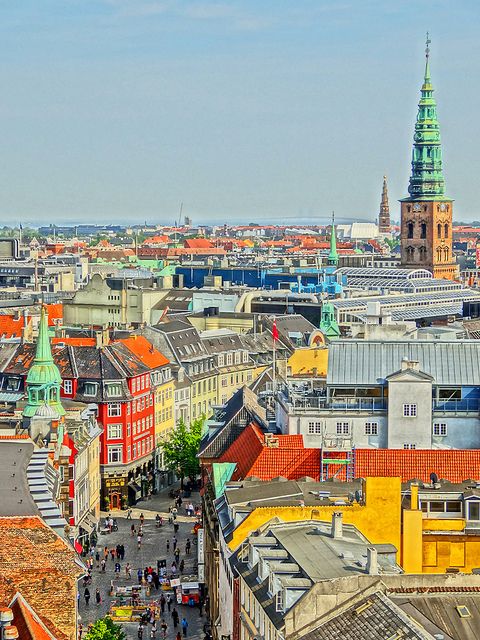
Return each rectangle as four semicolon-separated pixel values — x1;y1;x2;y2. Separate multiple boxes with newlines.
327;213;339;267
320;301;340;339
404;34;449;201
23;306;65;418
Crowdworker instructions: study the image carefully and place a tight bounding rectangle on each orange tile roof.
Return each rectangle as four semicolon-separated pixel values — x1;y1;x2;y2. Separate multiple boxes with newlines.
45;304;63;325
184;238;214;249
221;423;320;481
52;337;96;347
0;315;25;338
10;593;56;640
354;449;480;483
118;335;170;369
0;516;82;640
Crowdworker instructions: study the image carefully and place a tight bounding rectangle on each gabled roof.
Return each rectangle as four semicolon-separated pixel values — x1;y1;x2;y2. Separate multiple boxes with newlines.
9;592;57;640
220;423;320;482
118;335;170;369
0;516;82;640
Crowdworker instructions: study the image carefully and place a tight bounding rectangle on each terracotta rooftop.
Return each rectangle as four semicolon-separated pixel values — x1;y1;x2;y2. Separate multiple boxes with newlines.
9;592;56;640
0;516;83;640
221;423;320;481
118;335;170;369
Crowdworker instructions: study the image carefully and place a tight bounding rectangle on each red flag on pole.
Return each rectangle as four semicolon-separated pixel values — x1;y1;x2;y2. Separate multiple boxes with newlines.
272;319;279;342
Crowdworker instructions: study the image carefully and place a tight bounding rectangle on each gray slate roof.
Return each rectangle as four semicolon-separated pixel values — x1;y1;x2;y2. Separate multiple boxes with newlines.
301;591;429;640
327;340;480;386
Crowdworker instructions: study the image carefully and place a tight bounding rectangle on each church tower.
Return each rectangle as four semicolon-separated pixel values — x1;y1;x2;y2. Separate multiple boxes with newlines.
378;175;391;235
23;306;65;419
400;35;458;280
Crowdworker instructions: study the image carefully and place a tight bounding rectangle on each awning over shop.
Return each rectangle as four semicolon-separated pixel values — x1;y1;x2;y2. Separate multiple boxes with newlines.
74;540;83;554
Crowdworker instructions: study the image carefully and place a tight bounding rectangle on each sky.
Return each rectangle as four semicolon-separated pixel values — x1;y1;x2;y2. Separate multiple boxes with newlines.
0;0;479;227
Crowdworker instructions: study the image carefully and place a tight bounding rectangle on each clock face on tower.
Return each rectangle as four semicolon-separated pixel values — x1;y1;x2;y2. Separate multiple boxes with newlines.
440;203;446;211
413;203;422;212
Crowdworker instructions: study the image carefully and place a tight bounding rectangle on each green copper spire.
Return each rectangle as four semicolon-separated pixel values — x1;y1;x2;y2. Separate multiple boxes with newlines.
407;34;448;200
320;301;340;339
23;306;65;418
327;212;339;267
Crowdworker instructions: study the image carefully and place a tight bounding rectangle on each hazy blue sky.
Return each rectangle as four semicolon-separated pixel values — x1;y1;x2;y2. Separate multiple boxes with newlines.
0;0;479;226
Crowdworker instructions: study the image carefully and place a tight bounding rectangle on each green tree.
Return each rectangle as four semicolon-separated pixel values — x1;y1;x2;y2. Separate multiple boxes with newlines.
85;616;126;640
162;417;204;486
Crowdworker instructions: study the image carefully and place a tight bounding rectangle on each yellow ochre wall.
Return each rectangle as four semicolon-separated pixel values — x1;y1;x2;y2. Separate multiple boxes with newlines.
229;477;402;558
288;346;328;377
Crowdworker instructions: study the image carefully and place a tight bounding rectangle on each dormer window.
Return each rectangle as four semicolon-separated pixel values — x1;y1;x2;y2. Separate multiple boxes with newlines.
106;382;122;398
84;382;98;396
6;377;20;392
275;590;284;612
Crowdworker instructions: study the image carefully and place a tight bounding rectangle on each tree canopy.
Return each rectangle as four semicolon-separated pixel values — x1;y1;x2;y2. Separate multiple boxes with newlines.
85;616;126;640
162;417;204;483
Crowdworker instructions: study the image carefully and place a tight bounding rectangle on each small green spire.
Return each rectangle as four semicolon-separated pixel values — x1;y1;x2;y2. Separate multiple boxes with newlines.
320;301;340;338
327;212;339;267
405;33;448;201
23;306;65;418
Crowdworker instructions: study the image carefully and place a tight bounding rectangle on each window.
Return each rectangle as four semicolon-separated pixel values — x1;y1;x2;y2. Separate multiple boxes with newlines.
127;423;131;437
433;423;447;437
107;446;122;464
107;424;122;439
127;446;131;461
126;403;130;415
308;421;322;434
275;591;284;613
108;403;122;417
84;382;98;396
407;222;414;239
336;422;349;435
106;383;122;398
63;380;73;394
226;353;233;366
403;404;417;417
365;422;378;435
133;444;137;458
218;355;224;367
403;443;416;449
132;378;137;393
420;222;427;239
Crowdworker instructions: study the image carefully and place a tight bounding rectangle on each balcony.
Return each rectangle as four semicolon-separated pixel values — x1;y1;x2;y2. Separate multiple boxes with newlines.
433;398;480;414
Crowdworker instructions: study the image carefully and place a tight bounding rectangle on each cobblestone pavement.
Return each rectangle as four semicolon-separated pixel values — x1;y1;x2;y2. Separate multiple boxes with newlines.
78;486;206;640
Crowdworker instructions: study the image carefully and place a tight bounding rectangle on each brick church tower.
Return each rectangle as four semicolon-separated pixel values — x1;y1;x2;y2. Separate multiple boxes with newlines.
400;36;458;280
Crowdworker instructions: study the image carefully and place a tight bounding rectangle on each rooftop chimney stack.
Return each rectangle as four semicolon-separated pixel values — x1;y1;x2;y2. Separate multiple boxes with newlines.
366;546;378;575
331;512;343;539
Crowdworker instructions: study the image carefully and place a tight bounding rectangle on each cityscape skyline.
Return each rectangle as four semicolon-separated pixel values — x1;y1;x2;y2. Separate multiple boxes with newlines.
1;1;479;224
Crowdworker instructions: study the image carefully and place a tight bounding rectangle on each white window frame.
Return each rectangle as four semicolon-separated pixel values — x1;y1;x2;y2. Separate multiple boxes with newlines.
107;446;123;464
63;380;73;394
403;403;417;417
107;424;122;440
336;421;349;435
365;421;378;436
308;421;322;434
84;381;98;396
433;422;447;437
108;403;122;417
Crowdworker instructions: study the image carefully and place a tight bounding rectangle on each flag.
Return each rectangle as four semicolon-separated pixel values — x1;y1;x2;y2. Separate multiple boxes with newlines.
272;319;279;342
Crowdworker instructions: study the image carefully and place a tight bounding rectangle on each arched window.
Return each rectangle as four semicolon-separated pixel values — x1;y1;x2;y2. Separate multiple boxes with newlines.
436;247;442;261
419;246;427;261
421;223;427;239
407;222;414;239
437;223;442;239
444;223;449;238
444;247;449;260
407;246;415;261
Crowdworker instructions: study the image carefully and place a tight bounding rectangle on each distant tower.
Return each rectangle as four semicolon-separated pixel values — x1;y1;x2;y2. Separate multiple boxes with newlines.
379;175;391;234
400;35;458;280
327;213;339;267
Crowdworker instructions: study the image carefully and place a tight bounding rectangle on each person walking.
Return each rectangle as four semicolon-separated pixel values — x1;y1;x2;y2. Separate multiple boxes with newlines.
172;536;177;551
84;587;90;606
126;563;132;579
167;595;172;612
176;633;182;640
185;539;191;555
138;624;144;640
151;622;157;639
160;594;166;614
131;523;136;536
126;508;133;520
181;618;188;637
95;550;100;568
137;534;142;550
95;588;101;606
101;558;106;572
174;547;180;563
174;522;179;534
140;513;145;526
160;619;168;640
171;608;179;628
166;539;170;552
137;568;144;584
115;562;121;576
179;559;185;574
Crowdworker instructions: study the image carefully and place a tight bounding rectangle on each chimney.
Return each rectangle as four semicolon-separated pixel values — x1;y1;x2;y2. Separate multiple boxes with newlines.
400;358;420;372
366;546;378;575
410;483;419;510
331;512;343;539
